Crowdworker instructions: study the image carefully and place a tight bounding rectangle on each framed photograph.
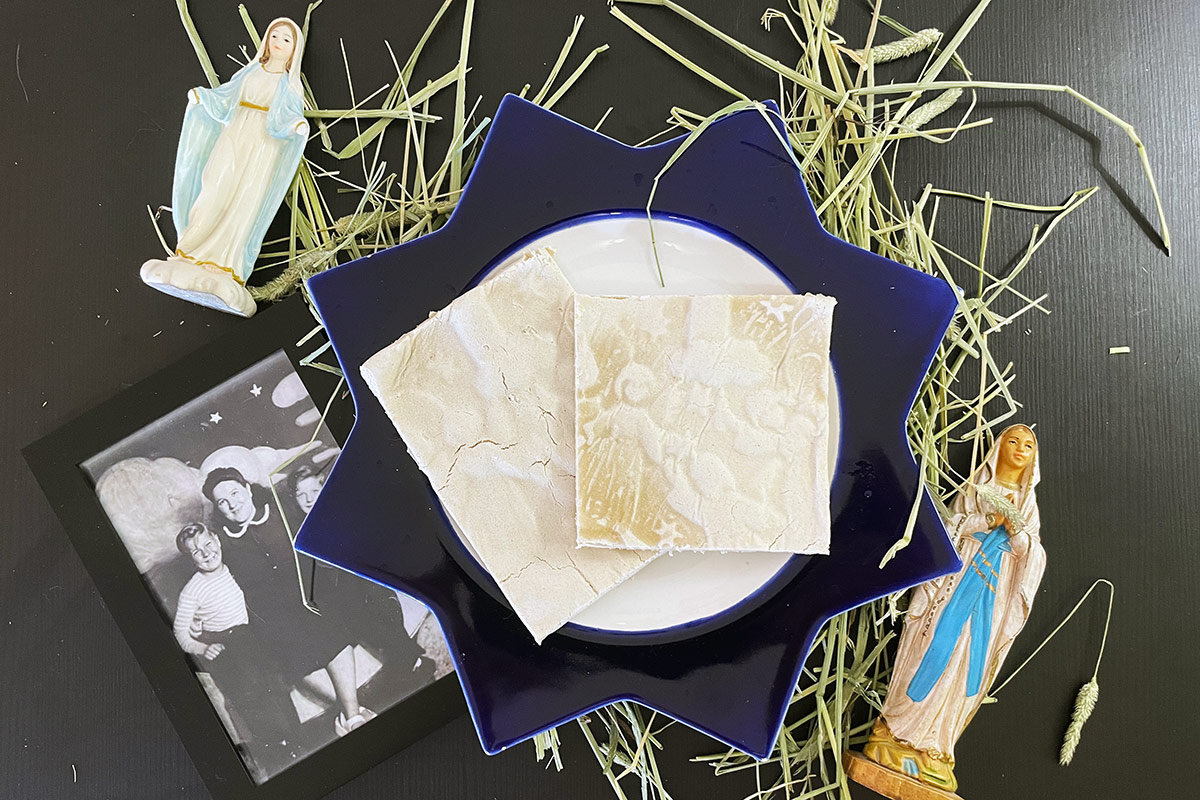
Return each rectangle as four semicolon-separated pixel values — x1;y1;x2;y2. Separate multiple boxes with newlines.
23;297;464;800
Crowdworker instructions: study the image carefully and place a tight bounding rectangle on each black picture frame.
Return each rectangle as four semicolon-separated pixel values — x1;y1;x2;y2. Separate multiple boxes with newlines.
22;296;464;800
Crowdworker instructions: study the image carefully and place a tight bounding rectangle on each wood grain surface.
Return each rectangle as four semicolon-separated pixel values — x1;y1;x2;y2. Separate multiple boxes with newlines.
2;1;1195;798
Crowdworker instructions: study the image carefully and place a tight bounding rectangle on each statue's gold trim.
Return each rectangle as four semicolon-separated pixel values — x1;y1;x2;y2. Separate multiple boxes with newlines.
174;250;246;286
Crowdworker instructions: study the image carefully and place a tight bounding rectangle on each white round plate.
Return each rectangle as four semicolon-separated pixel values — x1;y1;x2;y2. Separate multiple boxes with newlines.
459;213;841;634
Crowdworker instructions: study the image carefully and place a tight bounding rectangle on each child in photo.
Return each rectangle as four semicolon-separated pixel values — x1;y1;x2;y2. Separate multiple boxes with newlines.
173;523;296;757
173;522;249;659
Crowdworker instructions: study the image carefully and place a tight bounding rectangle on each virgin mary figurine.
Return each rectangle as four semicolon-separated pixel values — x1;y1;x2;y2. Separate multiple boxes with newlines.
861;424;1045;794
140;18;309;318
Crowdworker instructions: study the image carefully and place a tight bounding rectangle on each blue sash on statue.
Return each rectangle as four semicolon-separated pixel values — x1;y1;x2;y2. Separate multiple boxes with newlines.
906;526;1012;703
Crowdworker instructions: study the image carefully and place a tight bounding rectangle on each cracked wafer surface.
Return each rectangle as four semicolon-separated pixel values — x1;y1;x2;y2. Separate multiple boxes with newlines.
360;249;656;643
575;293;836;554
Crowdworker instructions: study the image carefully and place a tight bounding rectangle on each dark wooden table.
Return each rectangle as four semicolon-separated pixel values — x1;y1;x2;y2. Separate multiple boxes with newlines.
3;1;1196;798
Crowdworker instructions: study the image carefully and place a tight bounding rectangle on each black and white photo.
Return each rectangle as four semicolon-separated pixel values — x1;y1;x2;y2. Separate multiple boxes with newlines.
80;350;453;784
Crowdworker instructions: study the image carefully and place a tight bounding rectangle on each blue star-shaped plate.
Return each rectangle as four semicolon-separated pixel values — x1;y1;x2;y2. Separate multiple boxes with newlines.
296;96;960;758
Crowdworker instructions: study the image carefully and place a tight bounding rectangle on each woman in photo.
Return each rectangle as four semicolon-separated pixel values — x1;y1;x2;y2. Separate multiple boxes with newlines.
290;464;325;516
287;464;437;689
202;467;377;737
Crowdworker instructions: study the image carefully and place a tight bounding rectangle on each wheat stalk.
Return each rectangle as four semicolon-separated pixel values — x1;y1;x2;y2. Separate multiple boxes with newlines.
859;28;941;65
1059;678;1098;765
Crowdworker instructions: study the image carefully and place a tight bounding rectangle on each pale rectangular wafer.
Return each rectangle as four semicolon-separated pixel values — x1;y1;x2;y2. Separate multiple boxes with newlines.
574;293;835;554
361;250;657;643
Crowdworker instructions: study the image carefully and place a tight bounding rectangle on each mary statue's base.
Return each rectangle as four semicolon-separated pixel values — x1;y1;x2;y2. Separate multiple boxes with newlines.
141;257;257;318
844;751;964;800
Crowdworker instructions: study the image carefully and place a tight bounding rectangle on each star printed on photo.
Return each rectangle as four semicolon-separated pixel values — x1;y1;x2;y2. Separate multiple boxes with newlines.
209;412;222;425
294;96;961;760
250;384;262;397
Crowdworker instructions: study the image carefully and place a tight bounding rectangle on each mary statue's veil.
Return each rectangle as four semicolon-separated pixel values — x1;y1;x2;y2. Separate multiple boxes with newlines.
255;17;306;94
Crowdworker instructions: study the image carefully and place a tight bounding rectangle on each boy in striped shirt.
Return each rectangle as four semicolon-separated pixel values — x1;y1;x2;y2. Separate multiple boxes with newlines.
173;523;295;752
174;523;249;658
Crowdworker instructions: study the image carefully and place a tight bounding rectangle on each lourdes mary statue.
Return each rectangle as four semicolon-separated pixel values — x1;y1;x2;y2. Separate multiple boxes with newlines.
141;18;309;318
857;424;1046;796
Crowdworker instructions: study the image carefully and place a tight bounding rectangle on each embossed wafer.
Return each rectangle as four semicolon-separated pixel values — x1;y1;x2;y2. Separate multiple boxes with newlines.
575;293;835;554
